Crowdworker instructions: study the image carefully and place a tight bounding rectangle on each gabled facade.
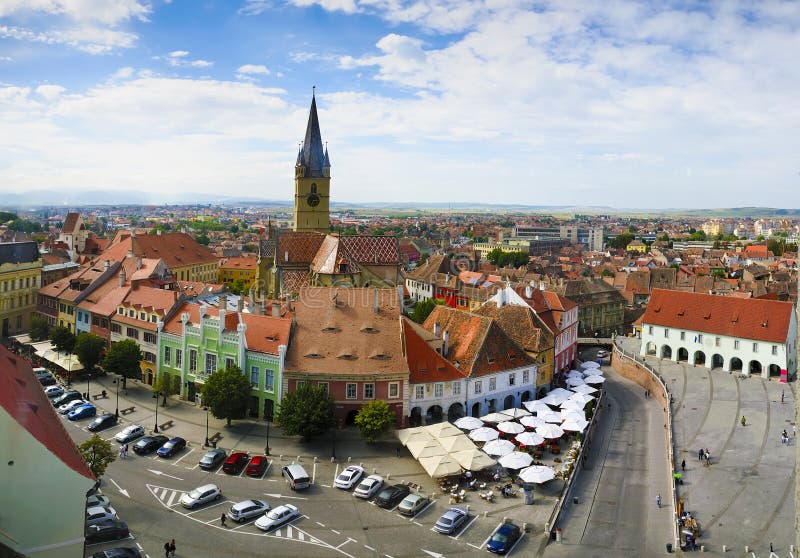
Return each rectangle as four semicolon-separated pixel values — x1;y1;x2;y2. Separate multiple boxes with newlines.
57;212;87;253
404;254;451;302
0;241;42;337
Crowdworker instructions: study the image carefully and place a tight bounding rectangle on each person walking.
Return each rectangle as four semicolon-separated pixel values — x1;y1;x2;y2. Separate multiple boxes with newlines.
169;540;176;557
656;493;662;508
164;542;170;558
681;459;686;471
698;448;704;461
221;513;227;527
123;444;129;459
781;390;785;403
793;424;796;438
741;415;746;427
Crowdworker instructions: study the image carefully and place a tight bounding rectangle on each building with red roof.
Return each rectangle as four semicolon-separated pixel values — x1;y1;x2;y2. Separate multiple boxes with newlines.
0;345;95;557
639;289;797;379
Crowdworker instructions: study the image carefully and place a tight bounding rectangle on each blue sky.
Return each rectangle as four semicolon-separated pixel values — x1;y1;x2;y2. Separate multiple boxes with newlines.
1;0;799;208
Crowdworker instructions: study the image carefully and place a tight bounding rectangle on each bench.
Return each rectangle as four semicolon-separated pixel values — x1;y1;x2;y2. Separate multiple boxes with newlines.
92;391;108;400
209;432;222;443
120;406;135;415
160;420;174;430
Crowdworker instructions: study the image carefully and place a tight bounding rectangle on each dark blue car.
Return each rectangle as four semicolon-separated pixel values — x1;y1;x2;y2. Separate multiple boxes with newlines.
67;403;97;421
157;437;187;458
487;522;521;554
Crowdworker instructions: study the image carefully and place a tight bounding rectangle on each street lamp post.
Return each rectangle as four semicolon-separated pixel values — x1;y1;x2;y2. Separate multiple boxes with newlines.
265;417;270;456
153;391;160;433
203;406;210;448
114;378;120;418
86;371;91;402
331;422;336;460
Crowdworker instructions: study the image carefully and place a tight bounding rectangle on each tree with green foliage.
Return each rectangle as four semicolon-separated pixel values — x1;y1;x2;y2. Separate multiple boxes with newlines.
78;434;115;478
601;268;615;277
711;269;726;279
201;365;251;427
74;333;106;375
688;230;707;241
657;233;670;242
51;325;76;354
196;233;210;245
411;298;446;324
275;383;335;441
153;370;181;406
102;339;142;389
609;233;634;249
228;278;247;295
355;400;396;443
30;315;50;341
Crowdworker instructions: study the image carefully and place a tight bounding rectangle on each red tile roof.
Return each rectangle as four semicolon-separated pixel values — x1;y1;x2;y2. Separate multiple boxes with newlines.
0;346;94;480
102;232;216;269
403;318;467;383
641;289;794;343
61;212;80;233
220;256;257;270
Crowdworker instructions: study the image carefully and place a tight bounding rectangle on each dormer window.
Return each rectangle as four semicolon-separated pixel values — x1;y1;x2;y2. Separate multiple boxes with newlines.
304;351;324;359
360;325;378;333
321;326;338;333
128;309;135;317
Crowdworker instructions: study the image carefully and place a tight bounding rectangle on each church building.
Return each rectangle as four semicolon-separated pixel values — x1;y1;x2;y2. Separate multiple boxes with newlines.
293;91;331;233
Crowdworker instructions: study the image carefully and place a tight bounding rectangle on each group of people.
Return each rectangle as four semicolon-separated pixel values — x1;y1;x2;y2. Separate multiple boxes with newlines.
163;539;176;557
118;444;129;459
781;429;791;445
698;448;711;466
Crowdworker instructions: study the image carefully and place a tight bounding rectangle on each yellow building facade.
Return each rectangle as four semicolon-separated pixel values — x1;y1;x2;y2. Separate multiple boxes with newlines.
0;242;42;337
293;93;331;233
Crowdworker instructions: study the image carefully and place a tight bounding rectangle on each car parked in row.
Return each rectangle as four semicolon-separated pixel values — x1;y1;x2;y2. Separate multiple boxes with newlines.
223;452;250;474
254;504;299;532
86;494;111;508
86;505;117;526
53;390;81;408
68;403;97;421
85;520;129;544
115;425;145;444
375;484;410;509
199;448;227;470
487;522;521;554
133;435;169;455
44;385;64;398
180;484;221;509
398;494;430;517
88;413;118;432
334;465;364;490
227;499;270;523
245;455;268;477
90;548;141;558
59;399;87;415
433;507;469;535
353;475;384;499
157;437;186;458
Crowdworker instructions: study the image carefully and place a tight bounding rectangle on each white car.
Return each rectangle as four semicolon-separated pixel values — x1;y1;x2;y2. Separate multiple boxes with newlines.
115;425;145;444
180;483;221;509
59;399;87;414
353;475;384;499
254;504;300;532
86;505;117;526
227;499;270;523
334;465;364;490
86;494;111;508
44;385;64;398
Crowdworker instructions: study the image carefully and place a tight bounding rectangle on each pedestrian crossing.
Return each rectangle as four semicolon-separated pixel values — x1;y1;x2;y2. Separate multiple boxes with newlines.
146;484;185;508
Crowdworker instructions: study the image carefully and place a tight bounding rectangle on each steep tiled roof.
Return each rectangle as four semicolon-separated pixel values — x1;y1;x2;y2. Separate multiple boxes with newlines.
473;302;547;353
340;236;399;265
282;270;312;293
276;231;326;265
0;241;40;265
102;232;216;269
311;236;360;275
641;289;793;343
0;346;94;480
403;318;467;383
62;212;80;233
284;287;408;376
240;312;292;355
406;254;451;282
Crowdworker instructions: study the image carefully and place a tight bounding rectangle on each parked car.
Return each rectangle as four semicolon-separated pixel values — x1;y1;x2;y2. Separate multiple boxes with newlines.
68;403;97;421
86;494;111;508
245;455;268;477
254;504;300;532
334;465;364;490
433;506;469;534
180;483;221;509
85;520;129;544
90;548;141;558
133;435;169;455
52;390;81;407
44;385;64;398
115;424;145;444
199;448;227;470
281;463;311;490
38;375;57;386
354;475;384;499
157;437;187;458
222;452;250;474
88;413;118;432
227;499;270;523
375;484;411;509
86;505;118;526
487;522;521;554
596;349;608;358
59;399;87;414
398;494;430;517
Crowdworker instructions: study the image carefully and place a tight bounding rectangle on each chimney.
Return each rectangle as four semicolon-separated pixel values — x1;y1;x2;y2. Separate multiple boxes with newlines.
199;306;206;319
433;321;441;338
271;301;281;317
443;329;449;356
157;229;162;236
118;267;126;287
237;297;244;313
136;256;142;270
373;288;379;314
104;260;110;271
525;285;532;298
219;294;227;310
539;282;546;291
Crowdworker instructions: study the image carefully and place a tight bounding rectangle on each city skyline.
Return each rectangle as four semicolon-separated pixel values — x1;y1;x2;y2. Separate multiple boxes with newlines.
1;1;799;208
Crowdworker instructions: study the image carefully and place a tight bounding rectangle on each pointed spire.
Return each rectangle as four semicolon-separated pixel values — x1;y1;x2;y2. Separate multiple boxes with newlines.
295;142;303;166
323;141;331;167
299;89;326;178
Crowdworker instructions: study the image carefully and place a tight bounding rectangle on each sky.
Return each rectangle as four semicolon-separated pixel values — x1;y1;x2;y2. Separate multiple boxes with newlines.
1;0;799;209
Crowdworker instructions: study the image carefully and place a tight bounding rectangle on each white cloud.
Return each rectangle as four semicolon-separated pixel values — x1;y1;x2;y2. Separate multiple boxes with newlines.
111;66;135;80
157;51;214;68
0;56;12;61
168;50;189;58
0;23;138;54
237;64;270;75
35;84;66;100
0;0;151;25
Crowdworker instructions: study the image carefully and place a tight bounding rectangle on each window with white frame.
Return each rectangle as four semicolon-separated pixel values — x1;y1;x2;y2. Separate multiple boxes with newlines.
164;346;171;365
364;383;375;399
474;380;482;395
734;340;740;350
648;326;653;334
523;370;530;384
205;353;217;374
389;382;399;398
680;331;685;341
489;377;496;391
508;373;516;386
415;385;424;399
347;383;357;399
772;345;778;355
297;380;305;389
752;343;758;353
451;382;461;396
225;356;235;369
250;366;259;385
434;383;443;398
715;337;720;347
318;382;329;394
698;334;703;343
189;349;197;371
664;329;669;338
176;349;182;367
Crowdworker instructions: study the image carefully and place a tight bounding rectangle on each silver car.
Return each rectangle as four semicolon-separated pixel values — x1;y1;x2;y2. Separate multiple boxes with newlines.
433;506;469;534
86;505;117;526
180;483;221;509
86;494;111;508
227;499;270;523
59;399;87;414
353;475;384;499
254;504;299;532
115;425;145;444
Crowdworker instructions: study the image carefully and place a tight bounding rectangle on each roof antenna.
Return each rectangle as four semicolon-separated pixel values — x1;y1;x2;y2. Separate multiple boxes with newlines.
312;85;316;97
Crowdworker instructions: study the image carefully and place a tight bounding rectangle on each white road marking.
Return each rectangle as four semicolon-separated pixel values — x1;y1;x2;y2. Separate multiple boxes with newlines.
505;532;525;556
166;490;178;507
136;543;143;550
412;499;436;520
331;529;341;535
321;484;331;488
185;499;230;515
267;478;277;482
364;545;376;551
332;463;339;485
452;515;478;539
316;521;326;527
413;521;423;526
312;460;317;484
173;448;194;465
337;538;356;549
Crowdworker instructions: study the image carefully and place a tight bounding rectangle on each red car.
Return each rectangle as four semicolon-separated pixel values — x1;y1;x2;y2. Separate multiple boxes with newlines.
223;452;250;474
246;455;269;477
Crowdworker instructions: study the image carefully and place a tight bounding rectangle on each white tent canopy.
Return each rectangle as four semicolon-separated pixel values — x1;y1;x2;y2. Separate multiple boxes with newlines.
497;421;525;435
419;454;462;478
451;448;495;471
399;423;498;478
565;377;585;387
584;375;606;384
515;432;545;447
536;424;565;439
408;439;448;459
571;384;599;395
498;451;534;469
560;409;585;423
480;412;511;424
501;408;531;419
483;439;516;457
523;400;552;414
31;341;84;372
453;416;484;430
539;410;564;423
469;427;500;442
425;422;464;439
562;418;590;432
520;416;547;429
397;427;433;445
518;465;556;484
439;435;477;453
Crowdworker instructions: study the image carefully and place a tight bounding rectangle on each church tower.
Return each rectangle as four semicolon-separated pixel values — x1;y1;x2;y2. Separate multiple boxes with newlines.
293;91;331;233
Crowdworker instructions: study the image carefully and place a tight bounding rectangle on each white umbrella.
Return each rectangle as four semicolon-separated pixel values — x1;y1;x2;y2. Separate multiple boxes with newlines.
580;361;600;369
397;427;433;445
584;367;604;375
584;375;606;384
541;391;571;406
523;400;552;414
454;416;484;430
520;416;547;429
571;384;599;395
469;427;500;442
425;422;463;439
565;377;585;387
565;370;584;378
483;439;516;457
498;451;534;470
560;399;586;411
536;423;565;439
481;412;511;424
549;388;574;398
568;392;595;404
539;410;563;423
497;421;525;435
451;448;496;471
515;432;545;447
501;407;531;419
518;465;556;484
560;409;585;422
562;417;590;432
408;439;447;459
440;435;477;453
419;454;462;478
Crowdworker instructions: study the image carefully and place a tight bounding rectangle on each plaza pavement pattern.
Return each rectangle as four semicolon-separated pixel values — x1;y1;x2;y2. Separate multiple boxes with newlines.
618;337;796;556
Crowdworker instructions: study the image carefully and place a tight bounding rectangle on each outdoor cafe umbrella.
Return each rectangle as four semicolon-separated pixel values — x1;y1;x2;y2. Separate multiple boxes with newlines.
584;375;606;385
565;377;585;387
498;451;534;470
536;423;565;439
451;448;496;471
520;415;547;429
426;422;464;439
408;439;448;459
568;392;595;405
419;454;462;479
501;407;531;419
497;421;526;435
538;410;564;423
571;384;599;395
440;434;477;453
469;427;500;442
562;417;590;433
560;409;585;423
541;391;571;406
523;400;552;414
481;412;511;424
483;439;516;457
397;426;431;445
560;399;586;412
565;370;584;378
515;432;545;447
580;361;600;370
454;416;484;430
518;465;556;484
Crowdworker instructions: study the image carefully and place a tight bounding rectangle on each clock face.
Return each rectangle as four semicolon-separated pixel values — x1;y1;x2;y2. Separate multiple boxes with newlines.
307;193;320;207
